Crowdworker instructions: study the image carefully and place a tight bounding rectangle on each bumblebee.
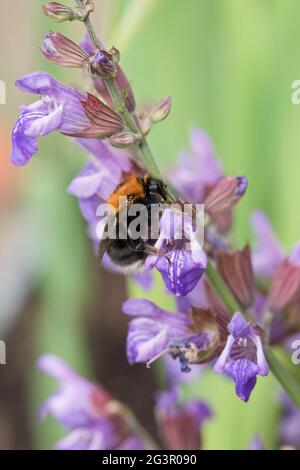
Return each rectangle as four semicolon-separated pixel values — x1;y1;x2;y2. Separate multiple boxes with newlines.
98;175;172;272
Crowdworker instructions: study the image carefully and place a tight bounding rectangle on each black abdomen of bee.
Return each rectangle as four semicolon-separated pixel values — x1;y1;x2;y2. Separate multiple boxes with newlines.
107;238;147;267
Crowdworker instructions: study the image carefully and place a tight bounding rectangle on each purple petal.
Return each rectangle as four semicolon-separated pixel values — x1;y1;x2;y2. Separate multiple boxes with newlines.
225;358;259;402
11;113;39;166
123;298;165;318
228;312;251;339
25;104;63;137
132;271;154;290
16;71;54;95
251;211;284;278
169;128;222;203
79;195;102;224
186;399;213;424
118;436;146;450
18;72;89;133
80;32;102;54
76;138;131;173
12;72;90;165
235;176;248;196
156;249;206;296
123;299;191;365
251;334;269;376
67;162;105;199
37;354;100;428
55;424;115;450
37;354;76;381
126;317;170;364
213;335;235;373
123;298;189;328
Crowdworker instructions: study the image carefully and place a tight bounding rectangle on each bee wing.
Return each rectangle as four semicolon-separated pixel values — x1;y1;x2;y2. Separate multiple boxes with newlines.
97;236;110;266
96;212;117;266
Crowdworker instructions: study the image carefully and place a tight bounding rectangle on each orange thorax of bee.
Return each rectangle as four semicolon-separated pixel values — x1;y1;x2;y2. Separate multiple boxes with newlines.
107;176;145;213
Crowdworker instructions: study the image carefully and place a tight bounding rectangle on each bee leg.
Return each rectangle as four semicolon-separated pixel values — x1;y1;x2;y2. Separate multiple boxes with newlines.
143;244;172;264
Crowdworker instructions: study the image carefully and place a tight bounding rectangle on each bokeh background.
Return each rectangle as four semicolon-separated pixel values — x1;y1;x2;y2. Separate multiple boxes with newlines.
1;0;300;450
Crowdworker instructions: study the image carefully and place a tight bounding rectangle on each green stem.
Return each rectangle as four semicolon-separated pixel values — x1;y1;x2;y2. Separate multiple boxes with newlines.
75;1;99;47
105;78;139;132
75;0;162;180
265;347;300;409
205;260;242;315
124;410;160;450
139;139;161;179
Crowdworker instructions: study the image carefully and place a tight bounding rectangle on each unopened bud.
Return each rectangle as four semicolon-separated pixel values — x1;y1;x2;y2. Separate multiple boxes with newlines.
268;259;300;311
109;47;120;65
204;176;248;215
217;246;254;308
150;96;172;123
43;1;94;23
89;48;117;79
109;131;140;148
139;113;152;135
42;32;88;68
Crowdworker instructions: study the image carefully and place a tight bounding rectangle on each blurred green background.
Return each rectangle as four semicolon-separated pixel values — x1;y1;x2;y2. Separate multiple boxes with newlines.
1;0;300;450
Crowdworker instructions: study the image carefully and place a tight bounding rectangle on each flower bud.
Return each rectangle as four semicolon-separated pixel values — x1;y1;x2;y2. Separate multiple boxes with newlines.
109;131;140;148
89;48;117;78
268;259;300;311
217;246;254;308
109;47;120;65
139;113;152;135
42;32;88;68
150;96;172;123
204;176;248;215
43;1;94;23
155;389;212;450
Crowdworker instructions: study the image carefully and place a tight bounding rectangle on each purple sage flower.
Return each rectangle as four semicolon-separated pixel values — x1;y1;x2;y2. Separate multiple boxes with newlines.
38;354;145;450
168;128;222;203
11;72;91;166
213;312;269;402
155;387;212;450
123;298;210;373
145;208;207;296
